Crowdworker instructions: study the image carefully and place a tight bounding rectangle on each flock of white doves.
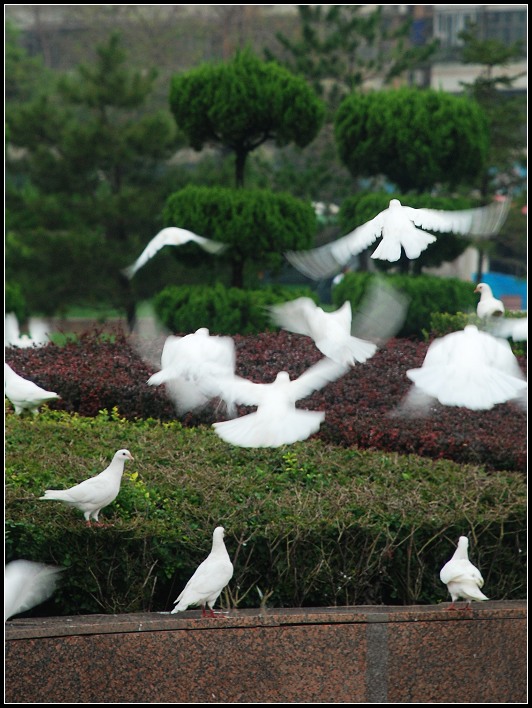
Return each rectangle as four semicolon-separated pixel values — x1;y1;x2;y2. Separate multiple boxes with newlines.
5;198;526;620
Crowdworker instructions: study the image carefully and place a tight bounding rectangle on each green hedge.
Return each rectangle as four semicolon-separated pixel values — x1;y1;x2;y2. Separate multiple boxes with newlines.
153;283;317;335
5;408;526;616
333;273;478;338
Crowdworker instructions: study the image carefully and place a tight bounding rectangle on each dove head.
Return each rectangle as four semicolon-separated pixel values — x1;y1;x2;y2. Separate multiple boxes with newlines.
389;199;402;208
275;372;291;383
195;328;210;336
115;449;134;462
474;283;492;296
454;536;470;559
213;527;226;544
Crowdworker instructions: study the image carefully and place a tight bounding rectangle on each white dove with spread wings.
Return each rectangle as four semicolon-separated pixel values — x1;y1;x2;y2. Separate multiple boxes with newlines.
210;357;349;448
122;227;227;279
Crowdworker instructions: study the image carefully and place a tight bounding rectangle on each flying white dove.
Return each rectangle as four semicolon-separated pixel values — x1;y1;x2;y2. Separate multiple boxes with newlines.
4;363;60;415
474;282;505;318
5;313;51;348
269;278;409;364
285;198;510;278
122;226;228;279
39;449;134;526
440;536;489;611
147;328;237;416
405;325;527;411
488;317;528;342
171;526;233;618
209;357;349;448
269;298;377;367
5;560;64;621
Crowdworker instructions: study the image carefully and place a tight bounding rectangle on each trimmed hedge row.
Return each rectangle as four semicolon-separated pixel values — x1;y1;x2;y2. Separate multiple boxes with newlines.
5;410;527;616
5;330;526;473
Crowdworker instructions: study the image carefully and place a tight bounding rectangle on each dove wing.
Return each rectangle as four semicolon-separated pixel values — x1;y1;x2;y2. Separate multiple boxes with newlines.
289;357;349;401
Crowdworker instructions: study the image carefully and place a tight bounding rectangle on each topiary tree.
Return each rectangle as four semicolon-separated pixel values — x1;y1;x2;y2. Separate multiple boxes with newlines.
163;185;317;287
334;87;490;193
169;47;326;187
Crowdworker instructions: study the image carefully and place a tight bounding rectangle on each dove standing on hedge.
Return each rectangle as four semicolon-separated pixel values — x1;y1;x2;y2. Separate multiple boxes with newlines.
5;560;64;621
4;363;60;415
285;198;510;278
122;226;227;279
147;328;237;416
269;298;377;367
474;282;505;318
440;536;488;611
39;449;134;526
171;526;233;618
209;357;349;448
405;325;527;411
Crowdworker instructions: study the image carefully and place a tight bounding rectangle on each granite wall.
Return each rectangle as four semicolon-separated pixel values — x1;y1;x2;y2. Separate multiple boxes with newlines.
5;601;526;703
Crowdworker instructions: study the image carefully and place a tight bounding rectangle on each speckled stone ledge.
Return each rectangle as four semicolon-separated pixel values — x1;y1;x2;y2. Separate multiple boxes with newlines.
5;601;526;703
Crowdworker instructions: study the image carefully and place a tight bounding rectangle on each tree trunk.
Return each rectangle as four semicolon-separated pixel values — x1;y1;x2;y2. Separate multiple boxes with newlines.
231;258;245;288
235;149;247;188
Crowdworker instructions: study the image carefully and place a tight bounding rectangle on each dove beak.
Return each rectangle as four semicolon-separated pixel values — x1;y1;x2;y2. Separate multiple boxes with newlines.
474;285;480;293
127;452;135;461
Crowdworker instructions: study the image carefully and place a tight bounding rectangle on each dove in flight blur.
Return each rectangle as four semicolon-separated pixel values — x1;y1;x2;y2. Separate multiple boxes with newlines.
474;282;505;318
209;357;349;448
4;363;60;415
5;313;51;348
171;526;233;618
488;317;528;342
405;325;526;411
147;328;237;416
269;298;377;367
440;536;488;611
285;198;510;278
269;278;409;364
5;560;64;621
122;227;227;279
40;449;134;526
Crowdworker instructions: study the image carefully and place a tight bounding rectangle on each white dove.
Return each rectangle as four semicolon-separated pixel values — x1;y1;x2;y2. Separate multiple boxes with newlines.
5;313;51;348
171;526;233;618
4;363;60;415
474;282;505;318
269;298;377;366
5;560;64;621
440;536;488;611
285;198;510;278
488;317;528;342
147;328;237;416
209;357;349;448
39;449;134;526
122;226;227;279
405;325;527;411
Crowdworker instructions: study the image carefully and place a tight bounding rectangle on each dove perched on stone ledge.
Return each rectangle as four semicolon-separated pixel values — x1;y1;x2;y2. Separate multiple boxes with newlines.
122;226;227;279
285;198;510;278
171;526;233;618
440;536;488;611
40;449;134;526
4;363;60;415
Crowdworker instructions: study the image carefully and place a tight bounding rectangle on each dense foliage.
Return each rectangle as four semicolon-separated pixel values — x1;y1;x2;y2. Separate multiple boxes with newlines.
5;329;526;474
153;284;317;335
5;410;526;616
162;185;318;287
169;47;326;187
334;87;490;192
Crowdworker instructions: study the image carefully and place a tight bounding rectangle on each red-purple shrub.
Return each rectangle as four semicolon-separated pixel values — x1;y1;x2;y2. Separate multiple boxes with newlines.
5;329;527;473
